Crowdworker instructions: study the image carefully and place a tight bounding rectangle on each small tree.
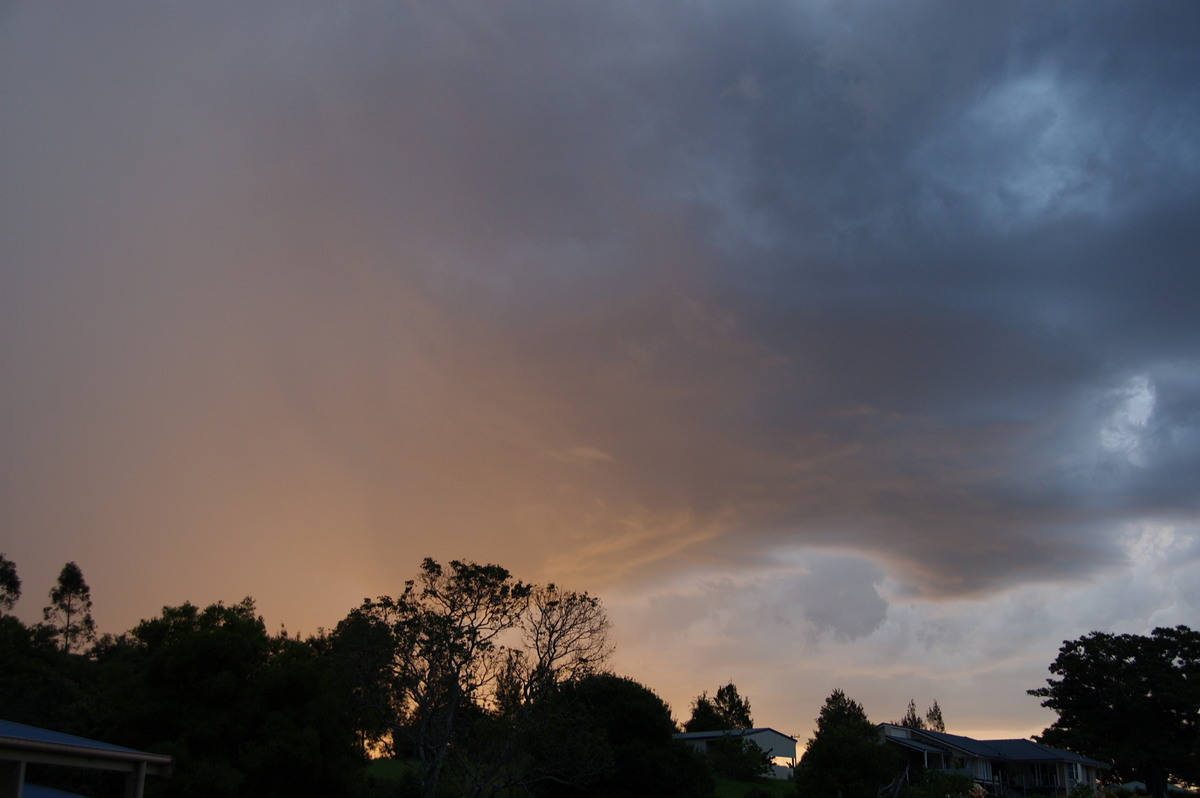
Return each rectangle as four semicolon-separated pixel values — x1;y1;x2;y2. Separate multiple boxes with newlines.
42;562;96;654
707;734;771;780
0;554;19;615
925;700;945;733
898;699;926;729
902;769;975;798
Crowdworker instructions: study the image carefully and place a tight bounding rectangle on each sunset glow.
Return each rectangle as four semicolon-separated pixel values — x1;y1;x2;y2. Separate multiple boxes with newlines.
3;1;1198;746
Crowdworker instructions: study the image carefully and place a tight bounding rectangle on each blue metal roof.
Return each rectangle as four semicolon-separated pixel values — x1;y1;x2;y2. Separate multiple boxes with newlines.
987;738;1109;768
905;728;1004;759
880;724;1109;770
0;720;147;755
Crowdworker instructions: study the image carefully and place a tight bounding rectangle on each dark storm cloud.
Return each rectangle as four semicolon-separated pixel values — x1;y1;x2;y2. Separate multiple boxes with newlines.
2;0;1198;679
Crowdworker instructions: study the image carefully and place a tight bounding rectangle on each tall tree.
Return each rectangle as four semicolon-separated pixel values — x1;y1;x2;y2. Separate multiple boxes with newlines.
344;561;615;798
796;689;896;798
512;582;614;703
924;700;945;733
684;681;753;731
1029;626;1200;798
460;582;613;798
397;558;531;798
0;553;19;615
42;561;96;654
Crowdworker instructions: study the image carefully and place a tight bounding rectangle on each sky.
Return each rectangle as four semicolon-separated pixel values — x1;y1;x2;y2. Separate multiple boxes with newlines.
2;1;1199;745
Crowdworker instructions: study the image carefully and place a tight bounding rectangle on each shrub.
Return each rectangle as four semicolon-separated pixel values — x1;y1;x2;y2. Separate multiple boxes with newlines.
901;770;978;798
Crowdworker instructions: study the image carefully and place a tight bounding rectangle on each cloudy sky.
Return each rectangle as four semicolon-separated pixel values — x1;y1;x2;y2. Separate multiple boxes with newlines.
3;1;1198;743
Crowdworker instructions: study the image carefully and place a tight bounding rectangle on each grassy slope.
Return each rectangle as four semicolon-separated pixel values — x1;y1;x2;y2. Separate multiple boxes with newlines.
715;775;796;798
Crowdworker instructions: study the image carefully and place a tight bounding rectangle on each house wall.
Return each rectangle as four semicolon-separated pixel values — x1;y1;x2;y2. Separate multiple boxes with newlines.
743;730;797;761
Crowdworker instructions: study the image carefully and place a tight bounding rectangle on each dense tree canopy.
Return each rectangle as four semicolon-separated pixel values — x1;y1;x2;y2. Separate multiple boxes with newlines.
554;673;715;798
1029;625;1200;798
95;598;365;798
3;554;954;798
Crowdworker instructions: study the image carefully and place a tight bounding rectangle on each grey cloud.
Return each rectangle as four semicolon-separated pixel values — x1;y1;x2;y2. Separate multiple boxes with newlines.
3;0;1199;662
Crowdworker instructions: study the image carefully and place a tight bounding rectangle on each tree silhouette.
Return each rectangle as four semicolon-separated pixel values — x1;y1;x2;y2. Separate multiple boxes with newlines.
0;553;19;615
42;561;95;654
684;681;753;731
796;689;895;798
925;700;945;732
1030;626;1200;798
898;698;926;729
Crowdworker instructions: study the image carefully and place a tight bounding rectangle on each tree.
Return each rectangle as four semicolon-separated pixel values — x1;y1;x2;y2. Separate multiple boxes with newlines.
94;598;366;798
705;734;771;781
557;672;715;798
685;682;754;732
796;689;896;798
503;583;614;709
924;700;945;733
42;561;96;654
0;553;19;615
902;769;975;798
373;558;532;798
458;582;614;798
330;600;401;753
898;699;926;730
348;559;614;798
1029;626;1200;798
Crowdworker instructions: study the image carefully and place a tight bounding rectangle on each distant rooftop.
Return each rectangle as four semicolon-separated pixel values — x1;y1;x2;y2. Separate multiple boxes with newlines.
673;727;797;742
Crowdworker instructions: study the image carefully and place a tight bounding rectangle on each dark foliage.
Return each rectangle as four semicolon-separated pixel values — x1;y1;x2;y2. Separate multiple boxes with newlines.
897;699;925;730
685;682;754;732
796;689;896;798
901;769;976;798
0;553;19;614
706;734;771;781
551;672;716;798
1029;625;1200;798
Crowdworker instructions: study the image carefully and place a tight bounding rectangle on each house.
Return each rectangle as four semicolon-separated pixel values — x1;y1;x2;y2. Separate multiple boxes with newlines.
880;723;1109;798
673;727;797;780
0;720;173;798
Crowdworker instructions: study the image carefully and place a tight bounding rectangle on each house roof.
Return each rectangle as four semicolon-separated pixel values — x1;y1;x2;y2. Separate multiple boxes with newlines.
879;724;1109;770
986;739;1109;769
0;719;173;775
673;727;798;743
887;736;952;756
901;728;1004;759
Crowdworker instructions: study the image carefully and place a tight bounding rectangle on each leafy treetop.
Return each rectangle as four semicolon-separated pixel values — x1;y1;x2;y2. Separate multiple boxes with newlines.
684;681;754;732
